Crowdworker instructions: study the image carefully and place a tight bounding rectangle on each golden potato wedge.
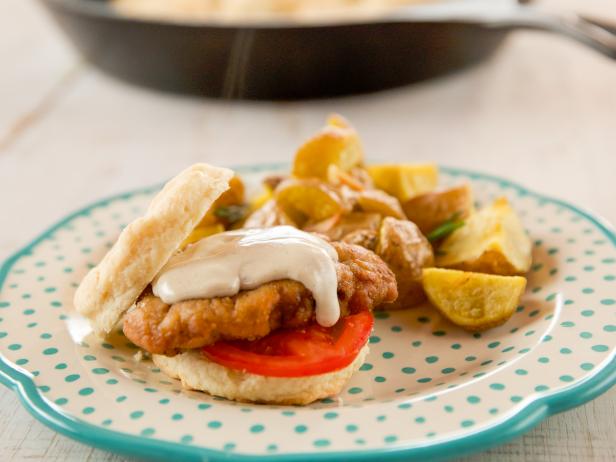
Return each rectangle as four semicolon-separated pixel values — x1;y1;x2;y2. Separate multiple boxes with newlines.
181;224;225;249
403;184;474;234
275;179;349;225
292;115;364;180
376;217;434;310
436;197;532;275
356;189;406;219
243;199;296;228
422;268;526;331
367;164;438;202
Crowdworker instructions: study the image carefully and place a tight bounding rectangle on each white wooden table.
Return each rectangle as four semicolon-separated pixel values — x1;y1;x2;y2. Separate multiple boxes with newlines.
1;0;615;460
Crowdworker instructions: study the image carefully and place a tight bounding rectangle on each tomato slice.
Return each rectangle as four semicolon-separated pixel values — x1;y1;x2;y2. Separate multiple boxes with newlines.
202;311;374;378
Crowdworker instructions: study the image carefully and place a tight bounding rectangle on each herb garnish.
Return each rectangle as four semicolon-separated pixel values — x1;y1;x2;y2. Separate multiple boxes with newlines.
427;213;465;242
214;204;249;225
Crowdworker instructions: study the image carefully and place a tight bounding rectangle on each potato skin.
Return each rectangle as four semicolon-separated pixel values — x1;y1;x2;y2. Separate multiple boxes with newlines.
292;115;363;180
403;183;473;235
342;229;378;251
436;197;532;276
376;217;434;310
422;268;526;331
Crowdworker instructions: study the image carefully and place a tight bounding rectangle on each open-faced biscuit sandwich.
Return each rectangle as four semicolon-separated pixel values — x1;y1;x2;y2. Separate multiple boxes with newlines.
74;163;398;405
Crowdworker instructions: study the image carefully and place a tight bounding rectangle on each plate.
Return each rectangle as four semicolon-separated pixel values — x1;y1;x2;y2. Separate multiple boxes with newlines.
0;164;614;461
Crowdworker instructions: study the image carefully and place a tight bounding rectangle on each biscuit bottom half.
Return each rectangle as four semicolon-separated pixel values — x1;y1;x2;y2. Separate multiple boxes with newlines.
153;345;369;405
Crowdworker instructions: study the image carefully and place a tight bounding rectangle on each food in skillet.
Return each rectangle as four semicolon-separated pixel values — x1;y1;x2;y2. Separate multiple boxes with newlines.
74;114;532;405
112;0;426;23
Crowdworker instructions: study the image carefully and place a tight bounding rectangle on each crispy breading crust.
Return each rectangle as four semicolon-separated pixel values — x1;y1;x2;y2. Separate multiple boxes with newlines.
74;164;233;336
123;241;398;355
153;346;369;405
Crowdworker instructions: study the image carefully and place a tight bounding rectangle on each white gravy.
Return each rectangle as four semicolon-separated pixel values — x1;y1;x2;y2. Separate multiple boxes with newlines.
152;226;341;327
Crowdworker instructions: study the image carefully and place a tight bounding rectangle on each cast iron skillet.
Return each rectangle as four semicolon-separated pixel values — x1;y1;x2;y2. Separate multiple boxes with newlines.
40;0;616;99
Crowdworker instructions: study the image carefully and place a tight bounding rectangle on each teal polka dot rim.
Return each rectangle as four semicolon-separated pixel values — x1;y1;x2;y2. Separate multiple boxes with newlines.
0;164;614;461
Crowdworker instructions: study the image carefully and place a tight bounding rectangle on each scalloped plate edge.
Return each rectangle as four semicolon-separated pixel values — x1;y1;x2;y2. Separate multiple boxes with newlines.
0;163;614;462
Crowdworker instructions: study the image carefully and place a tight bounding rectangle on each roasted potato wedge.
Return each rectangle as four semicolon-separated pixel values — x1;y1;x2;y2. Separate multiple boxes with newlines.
262;174;287;192
292;115;364;180
244;199;296;228
327;164;365;191
327;113;352;129
181;224;225;249
250;188;274;211
342;229;378;250
249;175;289;211
356;189;406;219
422;268;526;331
403;184;474;234
436;197;532;275
217;175;245;206
367;164;438;202
275;179;349;225
302;214;342;235
349;167;374;189
376;217;434;310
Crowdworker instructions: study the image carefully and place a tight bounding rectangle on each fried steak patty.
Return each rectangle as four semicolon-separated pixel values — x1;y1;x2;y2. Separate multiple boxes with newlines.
123;241;397;355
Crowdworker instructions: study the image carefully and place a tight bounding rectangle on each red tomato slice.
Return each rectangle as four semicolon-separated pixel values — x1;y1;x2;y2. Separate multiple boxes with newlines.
202;311;374;377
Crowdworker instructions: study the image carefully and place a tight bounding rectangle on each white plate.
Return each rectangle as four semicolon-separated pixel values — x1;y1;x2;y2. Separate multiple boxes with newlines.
0;164;614;461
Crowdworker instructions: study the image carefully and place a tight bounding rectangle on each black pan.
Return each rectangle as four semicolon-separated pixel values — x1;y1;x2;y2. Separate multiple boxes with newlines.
40;0;616;100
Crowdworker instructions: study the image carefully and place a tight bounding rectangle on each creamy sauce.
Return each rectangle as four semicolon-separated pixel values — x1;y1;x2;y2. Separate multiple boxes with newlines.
152;226;340;326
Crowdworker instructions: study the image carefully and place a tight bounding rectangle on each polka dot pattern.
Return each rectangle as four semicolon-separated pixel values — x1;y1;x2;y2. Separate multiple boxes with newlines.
0;166;613;457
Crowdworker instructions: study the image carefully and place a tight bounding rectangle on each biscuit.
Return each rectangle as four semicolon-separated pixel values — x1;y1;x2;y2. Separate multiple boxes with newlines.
153;346;369;405
74;163;233;336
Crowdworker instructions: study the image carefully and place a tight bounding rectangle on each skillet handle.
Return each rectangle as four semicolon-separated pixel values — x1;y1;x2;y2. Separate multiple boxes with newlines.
486;7;616;59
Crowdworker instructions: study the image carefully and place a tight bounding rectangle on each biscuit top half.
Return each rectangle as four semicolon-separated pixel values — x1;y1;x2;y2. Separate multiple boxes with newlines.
74;163;234;337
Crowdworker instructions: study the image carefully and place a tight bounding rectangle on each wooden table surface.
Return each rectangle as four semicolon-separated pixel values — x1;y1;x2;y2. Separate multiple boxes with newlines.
1;0;615;460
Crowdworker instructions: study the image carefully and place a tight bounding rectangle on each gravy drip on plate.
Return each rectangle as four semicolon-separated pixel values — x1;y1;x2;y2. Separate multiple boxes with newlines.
152;226;341;326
